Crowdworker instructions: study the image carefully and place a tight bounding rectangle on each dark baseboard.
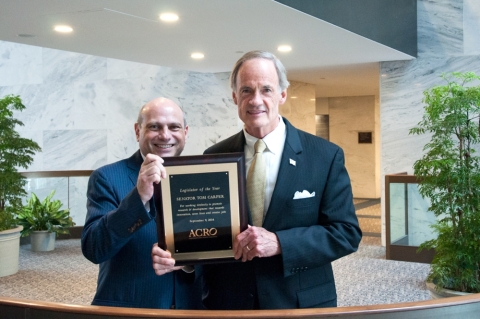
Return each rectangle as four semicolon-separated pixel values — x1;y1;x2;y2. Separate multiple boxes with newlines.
57;226;83;240
20;226;84;245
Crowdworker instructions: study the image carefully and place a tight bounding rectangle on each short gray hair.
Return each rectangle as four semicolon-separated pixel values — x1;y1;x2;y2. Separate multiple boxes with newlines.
230;50;290;92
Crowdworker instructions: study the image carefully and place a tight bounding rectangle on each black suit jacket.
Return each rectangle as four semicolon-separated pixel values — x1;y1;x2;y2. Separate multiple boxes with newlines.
202;118;362;309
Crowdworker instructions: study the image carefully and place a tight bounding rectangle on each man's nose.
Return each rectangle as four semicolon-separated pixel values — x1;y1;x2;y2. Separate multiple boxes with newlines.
157;128;171;139
249;91;263;106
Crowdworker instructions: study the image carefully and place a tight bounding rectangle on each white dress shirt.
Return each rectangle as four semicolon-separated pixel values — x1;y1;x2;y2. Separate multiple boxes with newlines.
243;117;286;220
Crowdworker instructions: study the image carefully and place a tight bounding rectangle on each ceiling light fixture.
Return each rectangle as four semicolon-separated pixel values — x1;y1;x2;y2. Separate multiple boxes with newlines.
54;25;73;33
191;52;204;59
159;13;179;22
278;45;292;52
53;25;73;33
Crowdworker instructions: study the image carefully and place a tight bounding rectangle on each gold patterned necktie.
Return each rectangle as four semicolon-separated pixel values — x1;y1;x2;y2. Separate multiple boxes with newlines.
247;139;267;226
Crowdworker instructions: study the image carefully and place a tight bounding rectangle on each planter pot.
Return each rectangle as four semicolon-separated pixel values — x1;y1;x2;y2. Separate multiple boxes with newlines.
31;231;56;252
426;281;472;299
0;225;23;277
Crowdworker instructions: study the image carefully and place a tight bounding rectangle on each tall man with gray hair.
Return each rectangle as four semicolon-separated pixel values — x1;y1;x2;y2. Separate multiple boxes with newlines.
153;51;362;309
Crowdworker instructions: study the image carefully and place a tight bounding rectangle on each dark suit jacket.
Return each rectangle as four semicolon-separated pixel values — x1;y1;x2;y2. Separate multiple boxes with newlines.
202;118;362;310
81;150;203;309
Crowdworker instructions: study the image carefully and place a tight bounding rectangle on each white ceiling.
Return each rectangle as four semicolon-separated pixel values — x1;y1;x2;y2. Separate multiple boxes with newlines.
0;0;414;97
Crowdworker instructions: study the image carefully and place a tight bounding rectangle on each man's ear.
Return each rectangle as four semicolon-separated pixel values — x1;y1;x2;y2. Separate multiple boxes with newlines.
232;91;238;105
279;89;287;105
134;123;140;141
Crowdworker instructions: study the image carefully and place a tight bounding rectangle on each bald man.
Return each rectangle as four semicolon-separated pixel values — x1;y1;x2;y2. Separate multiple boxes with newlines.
81;98;203;309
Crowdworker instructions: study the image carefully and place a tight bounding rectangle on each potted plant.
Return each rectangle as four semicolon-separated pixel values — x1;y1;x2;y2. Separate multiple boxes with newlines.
409;72;480;296
17;190;75;251
0;94;41;276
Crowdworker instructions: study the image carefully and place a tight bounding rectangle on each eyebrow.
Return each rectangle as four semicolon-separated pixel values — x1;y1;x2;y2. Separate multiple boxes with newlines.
147;121;183;127
239;84;274;91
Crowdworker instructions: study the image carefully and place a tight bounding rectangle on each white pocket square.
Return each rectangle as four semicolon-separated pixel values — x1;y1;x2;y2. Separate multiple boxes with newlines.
293;190;315;199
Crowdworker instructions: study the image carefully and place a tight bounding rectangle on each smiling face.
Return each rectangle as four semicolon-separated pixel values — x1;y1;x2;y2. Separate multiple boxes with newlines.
232;58;287;138
135;98;188;157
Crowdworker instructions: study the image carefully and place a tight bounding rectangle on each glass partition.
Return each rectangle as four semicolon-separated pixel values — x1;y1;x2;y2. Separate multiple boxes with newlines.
385;174;436;263
21;171;93;227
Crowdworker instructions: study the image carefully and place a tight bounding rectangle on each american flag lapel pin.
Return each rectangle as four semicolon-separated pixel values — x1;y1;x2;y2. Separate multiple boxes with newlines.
289;158;296;166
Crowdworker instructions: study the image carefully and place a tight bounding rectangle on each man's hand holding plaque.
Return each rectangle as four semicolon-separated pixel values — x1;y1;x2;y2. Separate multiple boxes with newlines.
151;243;184;275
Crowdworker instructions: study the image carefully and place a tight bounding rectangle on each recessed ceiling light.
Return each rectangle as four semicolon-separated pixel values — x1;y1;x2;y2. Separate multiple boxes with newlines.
159;13;179;22
191;52;204;59
291;96;297;99
310;98;316;101
54;25;73;33
278;45;292;52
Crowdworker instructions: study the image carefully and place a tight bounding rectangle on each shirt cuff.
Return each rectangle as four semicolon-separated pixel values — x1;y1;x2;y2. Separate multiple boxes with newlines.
182;265;195;273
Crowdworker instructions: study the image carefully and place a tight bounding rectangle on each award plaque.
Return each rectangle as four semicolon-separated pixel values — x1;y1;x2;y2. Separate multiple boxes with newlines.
154;152;248;265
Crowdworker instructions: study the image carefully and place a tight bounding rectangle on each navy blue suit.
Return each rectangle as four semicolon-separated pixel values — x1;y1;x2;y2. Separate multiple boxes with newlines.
202;118;362;309
81;150;203;309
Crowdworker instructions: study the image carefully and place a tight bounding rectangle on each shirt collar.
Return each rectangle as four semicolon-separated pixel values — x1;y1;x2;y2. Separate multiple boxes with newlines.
243;116;286;155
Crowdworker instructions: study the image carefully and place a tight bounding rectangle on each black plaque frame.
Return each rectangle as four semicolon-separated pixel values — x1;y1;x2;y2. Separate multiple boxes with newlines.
154;152;248;265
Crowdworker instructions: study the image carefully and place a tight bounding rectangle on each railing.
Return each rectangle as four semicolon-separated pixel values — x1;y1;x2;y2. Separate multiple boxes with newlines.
2;294;480;318
385;173;435;263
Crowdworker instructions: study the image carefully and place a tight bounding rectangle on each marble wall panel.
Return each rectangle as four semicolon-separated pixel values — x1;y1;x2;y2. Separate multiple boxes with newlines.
43;130;108;171
381;55;480;176
107;128;139;163
0;42;42;86
417;0;463;58
1;82;76;131
107;58;167;80
14;129;44;172
185;125;241;157
464;0;480;55
42;48;107;83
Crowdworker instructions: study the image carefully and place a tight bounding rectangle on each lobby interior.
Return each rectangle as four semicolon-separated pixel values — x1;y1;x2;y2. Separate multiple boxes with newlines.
1;0;480;317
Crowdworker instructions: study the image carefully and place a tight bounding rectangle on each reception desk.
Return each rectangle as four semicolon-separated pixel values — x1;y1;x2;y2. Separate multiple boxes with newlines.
1;294;480;319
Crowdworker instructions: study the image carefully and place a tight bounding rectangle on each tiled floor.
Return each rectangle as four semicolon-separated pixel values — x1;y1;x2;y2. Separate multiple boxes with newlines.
354;198;381;241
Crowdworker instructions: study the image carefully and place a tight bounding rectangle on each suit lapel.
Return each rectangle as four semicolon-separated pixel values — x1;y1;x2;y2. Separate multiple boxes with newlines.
126;150;143;186
228;131;246;152
263;119;303;230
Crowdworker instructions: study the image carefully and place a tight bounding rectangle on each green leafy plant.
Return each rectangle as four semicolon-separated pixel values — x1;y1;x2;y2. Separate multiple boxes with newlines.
0;95;41;231
16;190;75;237
410;72;480;293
